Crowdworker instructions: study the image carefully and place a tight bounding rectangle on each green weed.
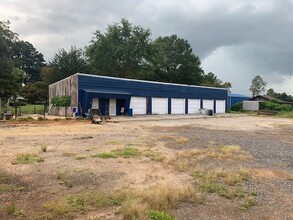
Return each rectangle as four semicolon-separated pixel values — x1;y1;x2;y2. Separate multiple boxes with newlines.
94;147;141;159
148;210;176;220
12;153;44;165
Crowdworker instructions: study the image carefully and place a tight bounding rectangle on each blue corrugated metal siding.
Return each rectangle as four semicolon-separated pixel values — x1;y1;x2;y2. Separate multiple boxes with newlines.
228;94;250;108
77;73;228;115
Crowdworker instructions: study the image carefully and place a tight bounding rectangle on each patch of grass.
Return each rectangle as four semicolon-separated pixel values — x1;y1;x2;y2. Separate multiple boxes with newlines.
121;183;196;220
94;147;141;159
240;196;256;210
0;184;24;193
93;152;118;158
62;152;77;157
167;145;251;172
194;168;257;209
0;171;26;194
175;137;189;144
148;210;176;220
75;156;86;160
16;116;34;122
43;191;127;218
5;203;17;215
220;145;241;154
112;147;141;158
12;153;44;165
7;104;45;114
143;149;165;162
67;191;126;211
56;171;72;188
276;111;293;118
0;171;10;181
42;183;195;219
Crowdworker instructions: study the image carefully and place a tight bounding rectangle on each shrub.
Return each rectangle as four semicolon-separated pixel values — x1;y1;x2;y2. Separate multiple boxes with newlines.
230;102;243;111
259;101;293;112
51;96;71;107
37;116;47;121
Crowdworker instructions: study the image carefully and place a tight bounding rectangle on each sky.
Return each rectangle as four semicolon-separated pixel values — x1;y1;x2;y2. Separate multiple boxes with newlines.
1;0;293;96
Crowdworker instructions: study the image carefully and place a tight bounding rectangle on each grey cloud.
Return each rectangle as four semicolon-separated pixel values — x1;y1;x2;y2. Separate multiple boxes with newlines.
1;0;293;93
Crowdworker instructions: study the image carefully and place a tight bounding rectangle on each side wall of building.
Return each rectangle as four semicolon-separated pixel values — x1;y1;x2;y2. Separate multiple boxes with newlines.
77;74;228;116
48;75;78;116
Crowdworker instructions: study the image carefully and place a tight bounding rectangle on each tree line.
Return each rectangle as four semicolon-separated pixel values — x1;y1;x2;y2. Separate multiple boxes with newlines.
1;19;232;109
249;75;293;102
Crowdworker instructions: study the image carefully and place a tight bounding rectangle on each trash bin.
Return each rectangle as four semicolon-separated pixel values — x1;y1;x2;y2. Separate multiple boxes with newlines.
207;109;214;116
127;108;133;117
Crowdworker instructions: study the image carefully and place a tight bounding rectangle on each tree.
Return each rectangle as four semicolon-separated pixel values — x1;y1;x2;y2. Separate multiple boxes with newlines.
20;81;48;104
148;35;204;85
0;21;18;113
41;66;58;85
249;75;267;97
266;88;293;102
12;40;46;82
49;46;88;81
202;72;232;90
266;88;275;97
86;18;152;78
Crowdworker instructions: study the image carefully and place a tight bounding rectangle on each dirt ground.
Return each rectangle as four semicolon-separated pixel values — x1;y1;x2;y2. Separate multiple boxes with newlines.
0;114;292;219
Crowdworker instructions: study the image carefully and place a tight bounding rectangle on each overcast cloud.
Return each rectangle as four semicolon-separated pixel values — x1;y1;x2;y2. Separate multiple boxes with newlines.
1;0;293;95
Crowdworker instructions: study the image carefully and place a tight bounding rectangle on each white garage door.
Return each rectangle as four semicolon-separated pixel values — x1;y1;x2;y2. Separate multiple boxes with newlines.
152;98;168;115
216;100;226;113
203;99;214;111
109;99;116;116
91;98;99;109
171;98;185;114
188;99;200;114
130;97;147;115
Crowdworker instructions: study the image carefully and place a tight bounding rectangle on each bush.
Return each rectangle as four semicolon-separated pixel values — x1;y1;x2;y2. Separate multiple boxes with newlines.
230;102;243;111
259;101;293;112
51;96;71;107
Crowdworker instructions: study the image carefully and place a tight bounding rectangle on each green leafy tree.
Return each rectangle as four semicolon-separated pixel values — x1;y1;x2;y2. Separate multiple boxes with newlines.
0;21;18;113
266;88;293;102
147;35;204;85
41;66;58;85
249;75;267;97
86;18;152;78
49;46;88;81
12;40;45;82
20;81;48;104
202;72;232;90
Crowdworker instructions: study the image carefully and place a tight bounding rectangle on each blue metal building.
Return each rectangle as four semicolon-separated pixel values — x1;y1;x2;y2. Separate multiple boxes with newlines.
228;93;251;108
49;73;228;116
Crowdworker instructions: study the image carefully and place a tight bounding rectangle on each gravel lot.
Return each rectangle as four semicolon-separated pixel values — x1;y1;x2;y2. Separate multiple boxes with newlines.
0;114;292;219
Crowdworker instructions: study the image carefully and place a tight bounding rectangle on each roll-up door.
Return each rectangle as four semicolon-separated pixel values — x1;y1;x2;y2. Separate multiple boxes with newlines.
216;100;226;113
203;99;214;111
171;98;185;114
188;99;200;114
130;97;147;115
152;98;168;115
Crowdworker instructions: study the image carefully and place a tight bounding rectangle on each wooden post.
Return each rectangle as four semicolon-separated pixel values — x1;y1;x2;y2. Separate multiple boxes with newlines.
14;95;18;119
